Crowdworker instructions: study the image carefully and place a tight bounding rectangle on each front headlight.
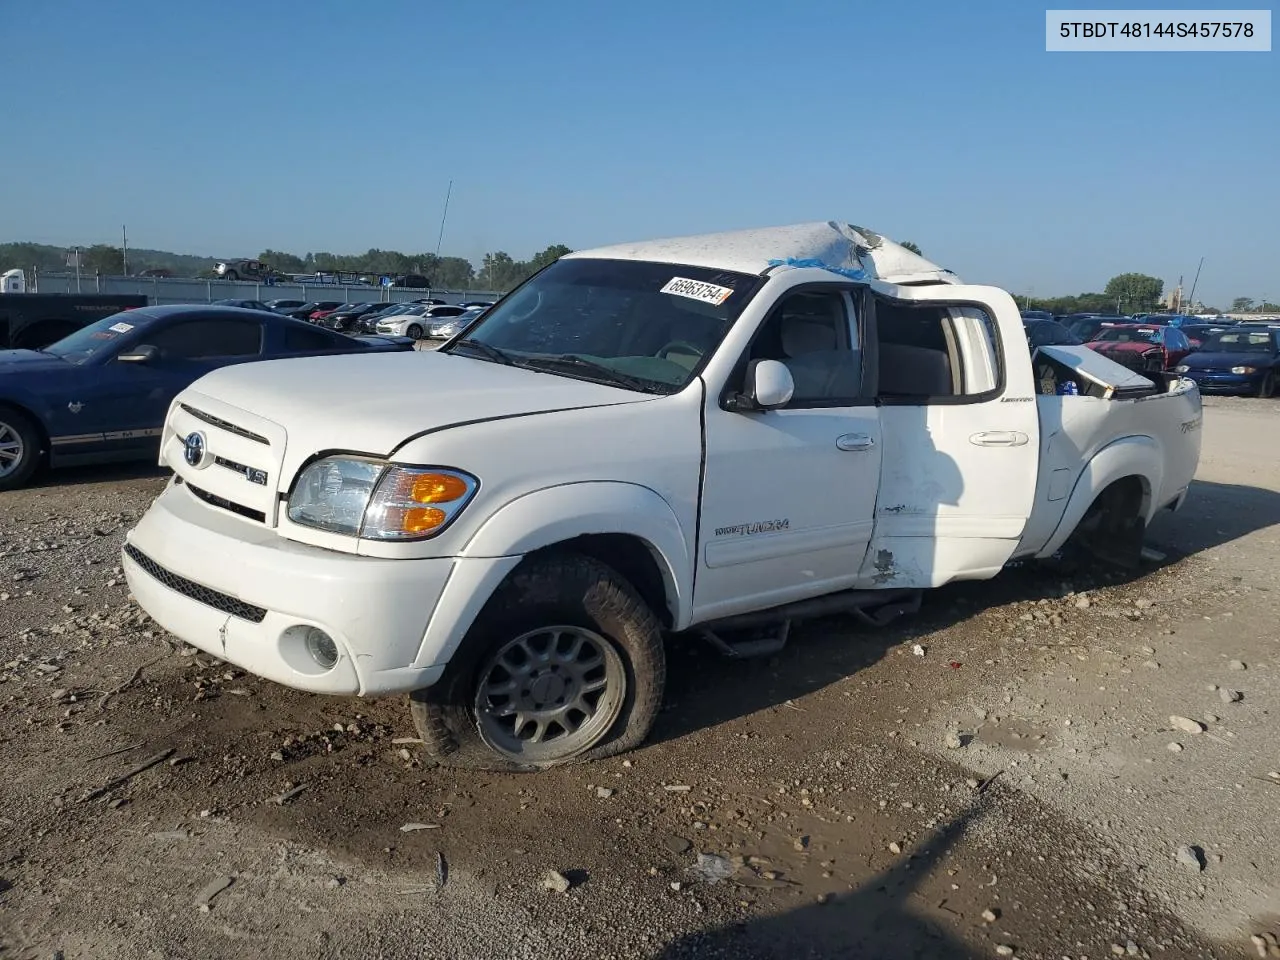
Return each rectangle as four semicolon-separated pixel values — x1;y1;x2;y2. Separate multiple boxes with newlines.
435;323;459;337
287;457;478;540
1231;366;1257;375
1174;364;1190;373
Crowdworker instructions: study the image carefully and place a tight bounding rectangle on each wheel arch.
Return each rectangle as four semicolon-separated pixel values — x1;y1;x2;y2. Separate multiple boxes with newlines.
0;398;50;455
413;482;693;672
1037;436;1162;560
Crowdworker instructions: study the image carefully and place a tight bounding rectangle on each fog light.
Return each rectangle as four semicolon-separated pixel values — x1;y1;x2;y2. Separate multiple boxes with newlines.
303;627;339;669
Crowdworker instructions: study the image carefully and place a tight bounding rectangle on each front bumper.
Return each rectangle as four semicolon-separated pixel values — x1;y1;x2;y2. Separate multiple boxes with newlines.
1184;371;1262;393
123;481;467;696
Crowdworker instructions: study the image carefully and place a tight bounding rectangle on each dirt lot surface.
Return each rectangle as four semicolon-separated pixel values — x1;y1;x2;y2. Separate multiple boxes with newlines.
1;396;1278;960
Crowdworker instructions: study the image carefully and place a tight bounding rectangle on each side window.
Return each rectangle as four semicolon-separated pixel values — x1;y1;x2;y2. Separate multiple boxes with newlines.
742;291;861;405
282;324;345;352
874;299;1001;401
148;319;262;359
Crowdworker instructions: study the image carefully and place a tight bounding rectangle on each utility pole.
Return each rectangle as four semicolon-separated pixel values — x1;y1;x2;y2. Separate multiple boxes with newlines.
434;180;453;259
122;224;129;276
1187;256;1204;314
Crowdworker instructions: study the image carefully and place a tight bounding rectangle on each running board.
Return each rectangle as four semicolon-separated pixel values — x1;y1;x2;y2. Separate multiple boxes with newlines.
697;589;923;659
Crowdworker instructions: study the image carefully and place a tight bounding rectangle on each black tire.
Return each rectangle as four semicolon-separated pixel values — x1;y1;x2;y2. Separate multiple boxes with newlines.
223;271;238;281
409;552;666;772
0;406;44;492
406;324;424;340
1256;371;1276;399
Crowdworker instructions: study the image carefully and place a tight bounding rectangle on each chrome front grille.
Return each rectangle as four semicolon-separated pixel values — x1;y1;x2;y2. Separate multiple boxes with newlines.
179;403;269;444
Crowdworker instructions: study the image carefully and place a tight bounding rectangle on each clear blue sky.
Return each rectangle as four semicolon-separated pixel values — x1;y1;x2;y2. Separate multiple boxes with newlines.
2;0;1275;305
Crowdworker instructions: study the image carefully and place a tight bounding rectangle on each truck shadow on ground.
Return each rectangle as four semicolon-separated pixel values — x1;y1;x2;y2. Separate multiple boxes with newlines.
653;477;1280;751
656;804;986;959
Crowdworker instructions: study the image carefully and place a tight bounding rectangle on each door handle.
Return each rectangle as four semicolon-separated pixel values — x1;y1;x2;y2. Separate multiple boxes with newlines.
836;433;876;451
970;431;1029;447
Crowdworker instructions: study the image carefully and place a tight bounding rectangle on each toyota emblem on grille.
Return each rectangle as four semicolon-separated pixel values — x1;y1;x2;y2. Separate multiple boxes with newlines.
183;431;207;468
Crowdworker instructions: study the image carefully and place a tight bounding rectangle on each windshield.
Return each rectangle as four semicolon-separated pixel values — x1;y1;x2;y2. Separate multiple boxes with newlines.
445;258;763;393
43;312;150;364
1200;331;1275;353
1095;327;1159;344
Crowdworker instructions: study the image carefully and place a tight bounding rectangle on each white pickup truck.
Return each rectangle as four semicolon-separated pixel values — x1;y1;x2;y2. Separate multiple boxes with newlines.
122;222;1203;771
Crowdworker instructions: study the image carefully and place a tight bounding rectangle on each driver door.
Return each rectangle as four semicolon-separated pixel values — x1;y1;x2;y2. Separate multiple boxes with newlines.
91;315;264;458
694;288;882;621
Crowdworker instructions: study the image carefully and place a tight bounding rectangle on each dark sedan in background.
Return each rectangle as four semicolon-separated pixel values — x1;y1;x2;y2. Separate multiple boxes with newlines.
0;305;413;490
1174;327;1280;397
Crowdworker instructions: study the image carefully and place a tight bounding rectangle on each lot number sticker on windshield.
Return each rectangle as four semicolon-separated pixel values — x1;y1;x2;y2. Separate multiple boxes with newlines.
660;277;734;306
109;322;134;333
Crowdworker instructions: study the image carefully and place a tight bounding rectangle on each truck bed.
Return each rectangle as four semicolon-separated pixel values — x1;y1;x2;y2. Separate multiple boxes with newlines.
1017;347;1203;559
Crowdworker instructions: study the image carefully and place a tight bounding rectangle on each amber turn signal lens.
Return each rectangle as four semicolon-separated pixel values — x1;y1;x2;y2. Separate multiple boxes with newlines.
409;473;470;504
398;506;447;534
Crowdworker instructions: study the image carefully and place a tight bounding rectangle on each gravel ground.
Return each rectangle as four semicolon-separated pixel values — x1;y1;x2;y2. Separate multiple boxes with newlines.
1;396;1277;960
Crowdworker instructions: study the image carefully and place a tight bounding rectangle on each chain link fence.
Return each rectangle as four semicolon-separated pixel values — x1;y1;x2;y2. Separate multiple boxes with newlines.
30;272;501;307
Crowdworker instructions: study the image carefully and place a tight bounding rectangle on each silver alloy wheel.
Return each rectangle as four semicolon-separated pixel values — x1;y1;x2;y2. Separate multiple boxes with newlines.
0;420;24;479
407;324;423;340
474;625;627;763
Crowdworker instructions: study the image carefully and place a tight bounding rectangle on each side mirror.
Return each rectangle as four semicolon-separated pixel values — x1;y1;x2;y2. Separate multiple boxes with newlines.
117;344;160;364
727;359;794;412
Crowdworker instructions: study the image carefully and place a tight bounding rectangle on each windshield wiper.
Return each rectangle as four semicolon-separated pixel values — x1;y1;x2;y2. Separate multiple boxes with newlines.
523;355;666;393
451;338;515;366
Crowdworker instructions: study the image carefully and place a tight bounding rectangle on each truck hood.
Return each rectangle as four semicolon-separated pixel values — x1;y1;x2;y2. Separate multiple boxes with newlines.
0;349;73;375
180;349;653;462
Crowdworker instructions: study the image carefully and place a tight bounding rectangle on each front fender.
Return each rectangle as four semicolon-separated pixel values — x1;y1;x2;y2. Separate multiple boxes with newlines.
0;387;57;439
412;482;693;671
1038;435;1164;558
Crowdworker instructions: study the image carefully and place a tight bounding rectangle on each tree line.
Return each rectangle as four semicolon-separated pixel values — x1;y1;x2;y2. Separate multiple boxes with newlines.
0;241;575;292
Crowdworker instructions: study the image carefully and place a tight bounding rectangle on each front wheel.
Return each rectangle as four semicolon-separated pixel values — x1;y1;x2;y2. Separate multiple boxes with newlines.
406;323;424;340
409;553;666;772
1255;371;1276;399
223;271;238;281
0;407;43;492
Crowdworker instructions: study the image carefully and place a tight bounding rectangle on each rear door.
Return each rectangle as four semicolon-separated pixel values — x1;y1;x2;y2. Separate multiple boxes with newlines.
857;284;1040;588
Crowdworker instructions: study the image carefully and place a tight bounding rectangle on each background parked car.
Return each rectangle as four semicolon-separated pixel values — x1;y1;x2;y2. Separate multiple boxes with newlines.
214;259;275;282
428;307;487;340
1174;327;1280;397
318;302;387;332
1064;315;1128;342
0;305;414;490
211;299;277;313
287;301;343;321
391;274;431;288
1085;324;1193;373
264;299;307;313
459;300;496;310
374;304;451;340
1179;323;1234;350
1022;317;1082;348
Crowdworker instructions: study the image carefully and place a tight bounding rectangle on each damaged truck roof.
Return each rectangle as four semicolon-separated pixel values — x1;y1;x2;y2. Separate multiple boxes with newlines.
565;221;962;286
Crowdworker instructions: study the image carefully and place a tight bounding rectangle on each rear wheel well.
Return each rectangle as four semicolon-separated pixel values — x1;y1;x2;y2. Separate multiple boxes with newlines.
522;534;675;629
1068;475;1150;568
